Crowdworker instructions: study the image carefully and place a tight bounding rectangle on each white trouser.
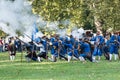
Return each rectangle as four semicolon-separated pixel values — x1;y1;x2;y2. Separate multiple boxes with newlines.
51;55;56;62
92;56;96;61
37;57;41;62
10;55;15;61
109;54;112;61
79;56;85;61
68;56;72;62
114;54;118;60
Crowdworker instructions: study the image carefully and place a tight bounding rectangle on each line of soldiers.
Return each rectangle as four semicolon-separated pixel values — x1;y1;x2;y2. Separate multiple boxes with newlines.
6;31;120;62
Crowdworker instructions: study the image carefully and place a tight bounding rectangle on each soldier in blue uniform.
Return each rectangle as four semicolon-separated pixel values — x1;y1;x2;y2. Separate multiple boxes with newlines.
70;35;75;46
109;32;120;61
73;39;80;59
58;39;68;61
92;31;104;61
63;39;73;62
50;38;59;62
103;36;110;60
79;38;92;62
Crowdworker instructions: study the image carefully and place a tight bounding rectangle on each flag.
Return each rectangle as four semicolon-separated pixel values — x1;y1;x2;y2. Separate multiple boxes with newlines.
31;22;39;41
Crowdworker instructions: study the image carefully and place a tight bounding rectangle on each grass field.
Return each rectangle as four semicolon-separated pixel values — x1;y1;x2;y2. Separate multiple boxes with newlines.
0;52;120;80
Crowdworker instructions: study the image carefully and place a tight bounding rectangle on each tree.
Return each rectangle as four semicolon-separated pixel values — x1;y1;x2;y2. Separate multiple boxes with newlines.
31;0;120;31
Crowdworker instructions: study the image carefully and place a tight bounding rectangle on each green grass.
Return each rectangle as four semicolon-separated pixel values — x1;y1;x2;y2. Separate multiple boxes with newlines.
0;52;120;80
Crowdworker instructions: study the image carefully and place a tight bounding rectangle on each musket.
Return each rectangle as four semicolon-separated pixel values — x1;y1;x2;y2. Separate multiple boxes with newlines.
23;33;32;41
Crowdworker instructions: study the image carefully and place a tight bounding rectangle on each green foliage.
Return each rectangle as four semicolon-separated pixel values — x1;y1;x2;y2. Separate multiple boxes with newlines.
15;30;22;37
0;30;6;37
32;0;120;31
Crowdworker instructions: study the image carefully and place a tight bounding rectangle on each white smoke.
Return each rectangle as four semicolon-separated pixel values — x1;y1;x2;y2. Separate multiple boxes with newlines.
71;28;85;39
56;29;67;37
48;21;59;30
0;0;38;37
0;0;85;41
36;31;44;38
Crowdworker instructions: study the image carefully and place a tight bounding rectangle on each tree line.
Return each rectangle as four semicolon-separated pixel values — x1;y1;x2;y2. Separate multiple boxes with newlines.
32;0;120;32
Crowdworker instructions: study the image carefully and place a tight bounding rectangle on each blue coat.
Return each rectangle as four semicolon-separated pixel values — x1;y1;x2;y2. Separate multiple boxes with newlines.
80;42;91;57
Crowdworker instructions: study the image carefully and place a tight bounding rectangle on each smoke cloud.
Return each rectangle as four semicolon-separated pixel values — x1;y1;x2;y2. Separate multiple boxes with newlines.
0;0;85;40
0;0;37;36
